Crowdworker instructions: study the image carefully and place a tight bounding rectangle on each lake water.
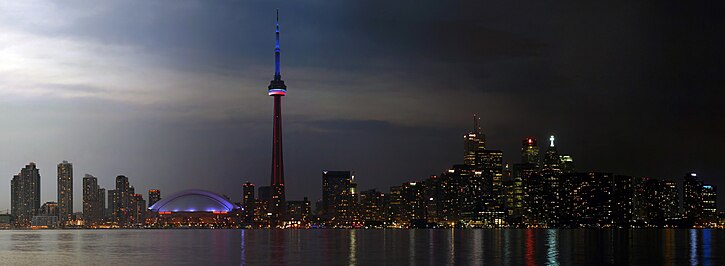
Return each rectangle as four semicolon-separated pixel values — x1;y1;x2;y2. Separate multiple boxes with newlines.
0;229;722;265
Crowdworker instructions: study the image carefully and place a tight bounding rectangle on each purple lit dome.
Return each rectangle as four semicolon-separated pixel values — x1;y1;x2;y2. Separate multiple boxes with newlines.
149;189;238;213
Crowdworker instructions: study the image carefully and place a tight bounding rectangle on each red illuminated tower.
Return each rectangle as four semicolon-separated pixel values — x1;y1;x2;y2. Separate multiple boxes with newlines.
268;10;287;227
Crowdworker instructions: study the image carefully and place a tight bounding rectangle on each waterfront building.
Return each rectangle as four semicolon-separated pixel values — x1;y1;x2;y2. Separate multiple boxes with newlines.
359;189;385;226
660;179;679;220
385;185;404;227
287;197;311;228
541;135;562;226
107;190;117;221
113;175;133;226
242;182;255;226
683;172;704;223
11;163;41;227
703;184;718;224
31;215;58;229
611;175;633;227
561;172;616;227
57;160;73;226
149;189;240;228
83;174;105;226
322;170;358;227
401;182;427;225
148;189;161;208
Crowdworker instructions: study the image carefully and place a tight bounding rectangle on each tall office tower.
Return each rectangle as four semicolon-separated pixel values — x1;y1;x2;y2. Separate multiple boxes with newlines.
541;136;562;226
702;184;717;223
521;138;540;167
559;155;575;173
82;174;100;226
267;10;288;227
660;179;679;219
10;163;41;227
359;189;385;225
401;182;426;225
463;114;485;166
242;182;255;226
322;170;357;227
148;189;161;208
114;175;132;226
438;164;476;223
481;150;504;205
57;161;73;226
386;185;404;226
683;172;704;223
422;175;443;223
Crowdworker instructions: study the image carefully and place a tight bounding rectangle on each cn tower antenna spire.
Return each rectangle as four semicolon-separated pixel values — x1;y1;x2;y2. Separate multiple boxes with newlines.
274;9;281;78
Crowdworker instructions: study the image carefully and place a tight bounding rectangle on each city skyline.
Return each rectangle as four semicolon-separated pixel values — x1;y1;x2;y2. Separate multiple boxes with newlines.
1;1;724;213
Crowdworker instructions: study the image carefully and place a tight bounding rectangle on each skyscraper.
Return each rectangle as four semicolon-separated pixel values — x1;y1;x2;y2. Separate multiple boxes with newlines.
521;138;540;167
242;182;255;226
559;154;575;173
267;10;288;227
541;136;562;226
57;160;73;227
359;189;385;225
83;174;101;226
114;175;132;226
322;171;358;227
463;114;485;167
11;163;41;227
683;172;703;223
148;189;161;208
702;184;717;224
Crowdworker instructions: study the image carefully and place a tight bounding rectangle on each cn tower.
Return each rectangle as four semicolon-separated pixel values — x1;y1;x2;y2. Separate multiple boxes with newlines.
268;10;287;227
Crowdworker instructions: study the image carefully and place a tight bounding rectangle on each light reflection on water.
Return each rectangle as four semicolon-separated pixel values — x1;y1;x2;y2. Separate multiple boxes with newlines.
690;229;698;266
0;229;722;265
546;229;559;266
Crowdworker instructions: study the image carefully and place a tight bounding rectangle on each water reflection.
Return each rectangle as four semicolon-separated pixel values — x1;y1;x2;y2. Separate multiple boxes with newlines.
702;229;711;266
525;229;535;266
240;230;246;265
690;229;698;266
350;230;357;266
503;230;511;265
56;232;76;253
472;230;482;264
448;229;455;265
546;229;559;266
0;229;721;265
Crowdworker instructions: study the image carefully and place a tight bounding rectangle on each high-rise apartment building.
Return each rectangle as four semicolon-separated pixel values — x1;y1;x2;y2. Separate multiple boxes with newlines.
11;163;41;227
57;161;73;226
83;174;102;226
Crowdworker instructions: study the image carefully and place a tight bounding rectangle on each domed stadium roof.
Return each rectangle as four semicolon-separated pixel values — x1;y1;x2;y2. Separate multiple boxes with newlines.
148;189;238;213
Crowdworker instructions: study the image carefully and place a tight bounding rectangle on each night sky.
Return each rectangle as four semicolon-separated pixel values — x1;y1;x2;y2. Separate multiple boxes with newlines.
1;1;724;211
